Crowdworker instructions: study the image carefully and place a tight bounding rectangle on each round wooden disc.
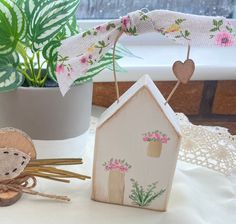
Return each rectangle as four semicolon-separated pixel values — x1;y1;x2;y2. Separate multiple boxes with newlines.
0;128;36;206
0;127;36;159
0;191;22;207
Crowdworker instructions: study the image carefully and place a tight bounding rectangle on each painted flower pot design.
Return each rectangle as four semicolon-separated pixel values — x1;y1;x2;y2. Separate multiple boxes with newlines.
147;141;162;157
103;159;131;204
108;170;125;204
143;130;170;158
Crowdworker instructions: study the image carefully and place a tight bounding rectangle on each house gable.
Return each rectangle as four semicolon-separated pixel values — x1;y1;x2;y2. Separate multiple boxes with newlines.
97;74;181;137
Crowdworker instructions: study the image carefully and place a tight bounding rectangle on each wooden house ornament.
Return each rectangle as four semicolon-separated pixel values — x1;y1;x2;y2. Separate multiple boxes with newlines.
92;74;182;211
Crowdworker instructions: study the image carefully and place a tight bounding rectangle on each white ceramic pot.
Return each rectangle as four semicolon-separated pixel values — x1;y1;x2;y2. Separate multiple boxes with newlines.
0;81;93;140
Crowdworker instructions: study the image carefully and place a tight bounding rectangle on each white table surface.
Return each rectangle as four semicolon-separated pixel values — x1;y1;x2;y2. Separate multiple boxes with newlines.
1;106;236;224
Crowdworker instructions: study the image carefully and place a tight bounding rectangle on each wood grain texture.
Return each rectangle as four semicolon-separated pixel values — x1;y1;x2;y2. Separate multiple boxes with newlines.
172;59;195;84
92;78;181;211
0;128;36;207
93;81;204;115
0;191;22;207
212;81;236;115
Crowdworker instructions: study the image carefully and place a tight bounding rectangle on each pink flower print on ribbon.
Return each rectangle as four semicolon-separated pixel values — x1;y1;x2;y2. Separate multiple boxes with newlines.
215;31;234;47
121;16;131;30
56;64;65;74
80;56;88;65
79;54;93;68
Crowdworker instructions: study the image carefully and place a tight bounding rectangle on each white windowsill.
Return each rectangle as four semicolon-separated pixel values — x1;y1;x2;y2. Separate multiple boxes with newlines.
93;43;236;82
80;20;236;82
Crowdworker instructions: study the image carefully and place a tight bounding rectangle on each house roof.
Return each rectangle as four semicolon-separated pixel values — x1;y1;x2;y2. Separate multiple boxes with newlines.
97;74;181;136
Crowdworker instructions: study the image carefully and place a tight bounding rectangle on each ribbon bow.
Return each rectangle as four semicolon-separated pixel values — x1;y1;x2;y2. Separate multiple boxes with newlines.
56;10;236;95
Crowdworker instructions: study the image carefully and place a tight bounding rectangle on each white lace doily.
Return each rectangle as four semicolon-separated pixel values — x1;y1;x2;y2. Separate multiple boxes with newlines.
177;113;236;175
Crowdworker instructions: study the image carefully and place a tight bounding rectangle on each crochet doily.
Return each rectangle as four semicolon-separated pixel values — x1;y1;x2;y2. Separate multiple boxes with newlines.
177;113;236;175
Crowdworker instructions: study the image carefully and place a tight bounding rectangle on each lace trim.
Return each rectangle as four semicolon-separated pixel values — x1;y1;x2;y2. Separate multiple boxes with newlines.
177;113;236;175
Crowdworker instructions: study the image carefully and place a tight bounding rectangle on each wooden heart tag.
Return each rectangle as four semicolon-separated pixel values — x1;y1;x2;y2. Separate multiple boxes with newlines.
172;59;195;84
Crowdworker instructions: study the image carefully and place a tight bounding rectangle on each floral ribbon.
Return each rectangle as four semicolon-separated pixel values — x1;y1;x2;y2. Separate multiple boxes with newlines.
56;10;236;95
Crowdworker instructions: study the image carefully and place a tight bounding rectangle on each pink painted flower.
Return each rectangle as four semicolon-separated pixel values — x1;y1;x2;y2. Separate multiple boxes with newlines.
149;133;155;139
122;16;130;29
155;133;161;140
120;166;128;173
143;136;149;142
161;136;169;144
103;159;131;173
56;64;64;74
215;31;234;47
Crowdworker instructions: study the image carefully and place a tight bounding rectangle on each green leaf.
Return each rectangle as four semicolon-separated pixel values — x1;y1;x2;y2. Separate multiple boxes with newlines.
115;44;142;59
16;0;24;7
175;35;182;38
42;40;61;61
175;18;185;25
55;15;79;41
0;0;27;55
47;57;57;83
210;27;218;32
184;30;190;37
218;20;223;27
226;25;233;33
24;0;80;51
74;53;122;85
0;52;24;92
213;19;218;26
106;61;127;72
42;40;61;82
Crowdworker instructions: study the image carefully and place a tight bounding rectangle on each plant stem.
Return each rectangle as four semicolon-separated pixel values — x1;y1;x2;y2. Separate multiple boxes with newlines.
16;42;47;87
16;68;34;82
36;51;41;80
29;53;38;86
16;42;39;86
39;72;48;87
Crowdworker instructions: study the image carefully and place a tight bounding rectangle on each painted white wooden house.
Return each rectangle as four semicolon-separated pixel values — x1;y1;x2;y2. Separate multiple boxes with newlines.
92;74;181;211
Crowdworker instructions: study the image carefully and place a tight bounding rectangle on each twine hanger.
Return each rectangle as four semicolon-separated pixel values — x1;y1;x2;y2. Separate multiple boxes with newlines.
165;44;193;105
112;30;124;103
112;29;194;104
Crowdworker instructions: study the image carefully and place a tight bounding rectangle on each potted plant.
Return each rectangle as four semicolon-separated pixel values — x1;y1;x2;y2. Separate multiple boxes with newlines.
0;0;126;140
